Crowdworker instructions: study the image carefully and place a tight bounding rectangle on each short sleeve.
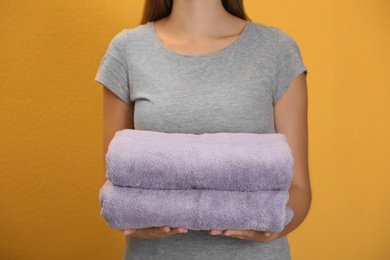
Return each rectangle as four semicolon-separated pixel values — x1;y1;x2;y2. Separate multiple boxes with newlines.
94;31;134;107
272;29;308;105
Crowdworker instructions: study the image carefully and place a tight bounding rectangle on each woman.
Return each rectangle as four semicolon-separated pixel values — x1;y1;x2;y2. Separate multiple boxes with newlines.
95;0;311;259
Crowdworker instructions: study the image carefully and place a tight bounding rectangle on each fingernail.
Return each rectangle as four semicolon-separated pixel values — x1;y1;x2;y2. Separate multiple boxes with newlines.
264;232;271;237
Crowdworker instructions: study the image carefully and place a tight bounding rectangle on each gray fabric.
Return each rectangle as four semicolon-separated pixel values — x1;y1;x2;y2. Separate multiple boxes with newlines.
95;19;308;260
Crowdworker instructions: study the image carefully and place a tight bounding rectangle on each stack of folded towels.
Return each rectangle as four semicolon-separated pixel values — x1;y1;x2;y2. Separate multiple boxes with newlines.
99;129;294;233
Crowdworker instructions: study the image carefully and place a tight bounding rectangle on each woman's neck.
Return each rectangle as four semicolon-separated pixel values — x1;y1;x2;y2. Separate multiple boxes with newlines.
158;0;245;42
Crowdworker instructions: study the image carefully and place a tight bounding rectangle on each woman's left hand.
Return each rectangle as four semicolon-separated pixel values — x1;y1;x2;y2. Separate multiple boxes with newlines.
208;229;280;243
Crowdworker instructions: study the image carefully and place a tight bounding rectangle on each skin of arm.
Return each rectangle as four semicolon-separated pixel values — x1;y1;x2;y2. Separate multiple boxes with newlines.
208;72;312;243
102;87;135;186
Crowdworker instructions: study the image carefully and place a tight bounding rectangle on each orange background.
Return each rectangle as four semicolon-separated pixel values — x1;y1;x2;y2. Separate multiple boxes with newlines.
1;0;389;259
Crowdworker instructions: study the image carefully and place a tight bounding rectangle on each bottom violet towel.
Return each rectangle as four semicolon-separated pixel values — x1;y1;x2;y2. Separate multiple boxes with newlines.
99;180;294;233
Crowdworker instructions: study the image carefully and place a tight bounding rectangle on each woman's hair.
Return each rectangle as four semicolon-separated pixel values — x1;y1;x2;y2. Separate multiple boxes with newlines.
140;0;251;24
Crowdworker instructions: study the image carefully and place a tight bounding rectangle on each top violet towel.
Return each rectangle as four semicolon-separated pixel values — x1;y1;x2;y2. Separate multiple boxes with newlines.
105;129;294;191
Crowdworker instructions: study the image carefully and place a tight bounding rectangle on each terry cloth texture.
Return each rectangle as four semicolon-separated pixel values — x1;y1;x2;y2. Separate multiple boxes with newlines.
95;19;308;260
99;130;294;232
105;129;294;191
100;180;293;232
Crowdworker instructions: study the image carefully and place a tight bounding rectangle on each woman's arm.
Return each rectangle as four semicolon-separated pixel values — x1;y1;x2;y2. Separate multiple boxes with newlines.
101;86;190;237
102;86;134;185
209;72;312;242
273;71;312;239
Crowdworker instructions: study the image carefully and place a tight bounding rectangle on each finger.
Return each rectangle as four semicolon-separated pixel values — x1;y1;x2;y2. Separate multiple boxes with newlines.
223;229;237;236
209;229;223;235
173;227;188;233
158;226;171;233
122;229;136;235
224;229;254;238
263;231;272;237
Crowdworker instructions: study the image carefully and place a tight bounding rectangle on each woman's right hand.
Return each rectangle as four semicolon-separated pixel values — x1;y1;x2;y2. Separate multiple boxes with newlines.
122;226;188;238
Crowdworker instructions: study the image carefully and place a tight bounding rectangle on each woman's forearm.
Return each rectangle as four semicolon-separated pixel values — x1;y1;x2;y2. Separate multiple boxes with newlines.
277;184;312;238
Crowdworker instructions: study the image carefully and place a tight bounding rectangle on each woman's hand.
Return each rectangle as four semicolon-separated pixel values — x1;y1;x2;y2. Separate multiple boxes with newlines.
208;229;280;243
121;226;188;238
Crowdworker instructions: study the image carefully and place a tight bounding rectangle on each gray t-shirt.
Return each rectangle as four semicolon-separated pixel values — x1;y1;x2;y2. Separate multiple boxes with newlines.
95;20;308;260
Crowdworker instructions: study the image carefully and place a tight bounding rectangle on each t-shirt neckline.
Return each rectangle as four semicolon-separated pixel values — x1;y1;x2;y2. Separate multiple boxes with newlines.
149;20;251;59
